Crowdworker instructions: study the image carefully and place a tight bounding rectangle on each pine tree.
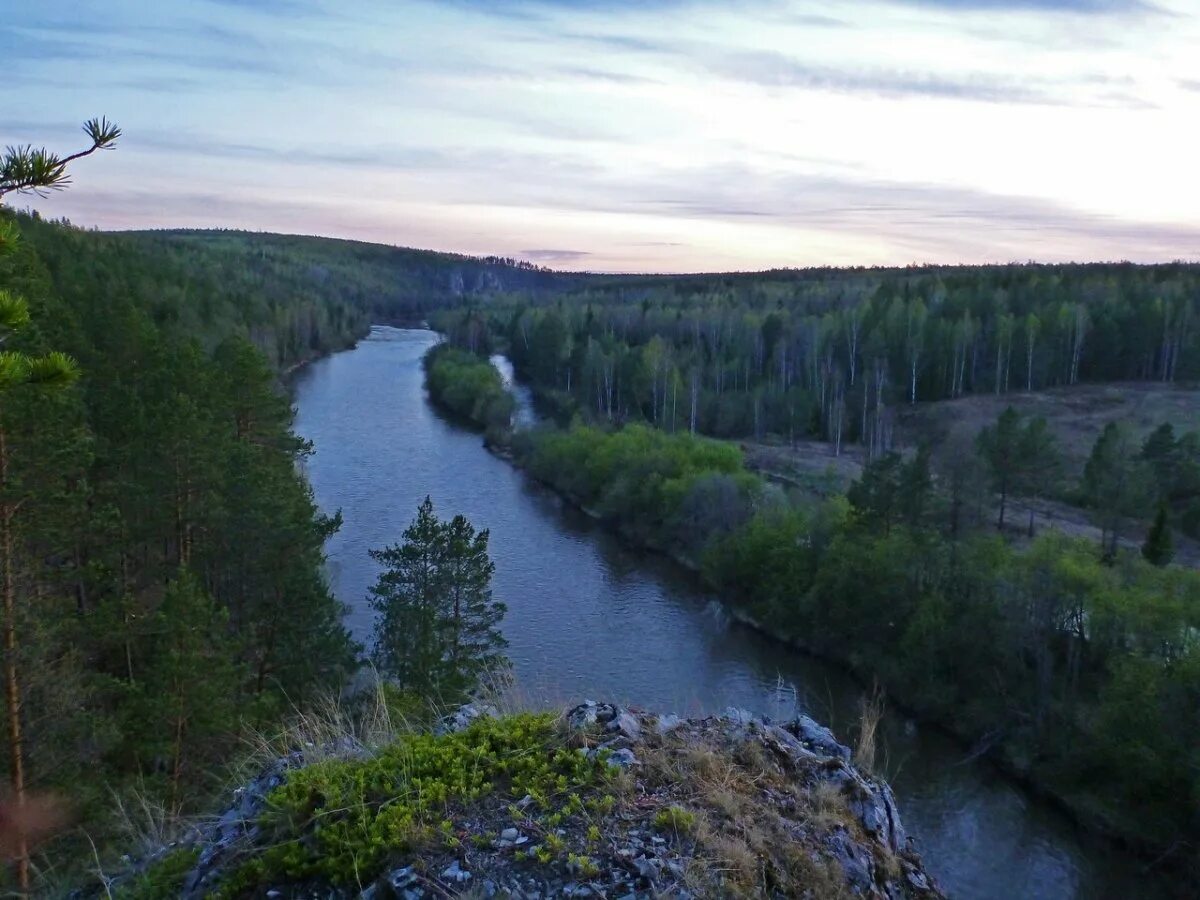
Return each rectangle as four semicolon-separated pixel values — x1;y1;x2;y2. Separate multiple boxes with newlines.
134;570;243;814
977;407;1022;530
0;220;81;892
441;514;507;694
368;498;507;700
1016;417;1060;537
369;497;451;694
1084;422;1153;560
1142;504;1174;567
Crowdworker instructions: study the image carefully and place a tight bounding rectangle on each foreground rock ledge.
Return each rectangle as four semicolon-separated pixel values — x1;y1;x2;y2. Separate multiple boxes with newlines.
120;702;944;899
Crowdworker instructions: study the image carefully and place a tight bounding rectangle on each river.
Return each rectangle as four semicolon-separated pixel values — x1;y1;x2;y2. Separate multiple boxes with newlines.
292;326;1161;900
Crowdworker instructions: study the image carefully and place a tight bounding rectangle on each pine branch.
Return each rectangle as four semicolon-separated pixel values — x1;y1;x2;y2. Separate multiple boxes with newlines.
0;117;121;200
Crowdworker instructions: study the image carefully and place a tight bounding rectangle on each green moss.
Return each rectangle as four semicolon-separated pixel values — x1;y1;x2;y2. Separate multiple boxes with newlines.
220;713;614;894
116;847;199;900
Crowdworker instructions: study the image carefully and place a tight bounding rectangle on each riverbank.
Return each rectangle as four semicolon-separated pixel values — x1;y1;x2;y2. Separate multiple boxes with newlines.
475;392;1192;894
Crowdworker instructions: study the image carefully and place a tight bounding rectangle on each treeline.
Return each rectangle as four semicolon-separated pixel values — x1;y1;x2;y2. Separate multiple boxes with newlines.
423;344;514;435
512;422;1200;876
0;213;358;888
119;228;587;327
442;261;1198;449
13;213;372;370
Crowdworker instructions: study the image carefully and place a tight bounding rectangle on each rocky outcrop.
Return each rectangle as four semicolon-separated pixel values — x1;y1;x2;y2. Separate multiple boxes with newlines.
109;703;943;899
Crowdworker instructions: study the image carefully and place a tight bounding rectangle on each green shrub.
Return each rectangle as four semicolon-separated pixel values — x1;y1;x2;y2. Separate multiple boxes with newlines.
221;713;613;892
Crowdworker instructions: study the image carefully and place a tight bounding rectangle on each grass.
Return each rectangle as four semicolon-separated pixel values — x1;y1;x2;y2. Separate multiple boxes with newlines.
853;685;886;776
634;728;865;898
114;848;199;900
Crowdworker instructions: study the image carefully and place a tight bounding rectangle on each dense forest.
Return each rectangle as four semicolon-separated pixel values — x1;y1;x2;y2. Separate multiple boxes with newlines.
0;207;366;889
437;263;1197;452
12;215;592;374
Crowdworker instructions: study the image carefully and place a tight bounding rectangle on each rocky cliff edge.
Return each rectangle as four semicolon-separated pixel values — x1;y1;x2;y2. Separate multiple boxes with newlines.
114;702;944;899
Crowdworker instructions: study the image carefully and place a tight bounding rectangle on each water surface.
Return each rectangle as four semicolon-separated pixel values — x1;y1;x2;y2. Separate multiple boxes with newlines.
293;326;1162;900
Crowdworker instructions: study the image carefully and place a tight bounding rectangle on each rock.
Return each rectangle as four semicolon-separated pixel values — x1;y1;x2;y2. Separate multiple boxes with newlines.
723;706;758;727
848;776;907;854
567;700;600;729
635;855;663;881
761;723;820;763
607;710;642;741
437;702;497;734
826;830;875;891
906;865;931;891
788;714;852;761
441;860;472;883
382;865;420;896
118;699;941;900
606;748;639;768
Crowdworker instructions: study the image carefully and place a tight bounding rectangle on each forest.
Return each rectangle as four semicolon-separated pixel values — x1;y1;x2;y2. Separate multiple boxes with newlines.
429;261;1200;879
0;207;368;888
441;263;1197;449
503;419;1200;875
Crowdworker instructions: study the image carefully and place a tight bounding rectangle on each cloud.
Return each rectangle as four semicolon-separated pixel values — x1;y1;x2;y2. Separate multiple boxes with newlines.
554;65;662;86
881;0;1159;12
707;50;1152;107
520;248;592;261
711;51;1050;104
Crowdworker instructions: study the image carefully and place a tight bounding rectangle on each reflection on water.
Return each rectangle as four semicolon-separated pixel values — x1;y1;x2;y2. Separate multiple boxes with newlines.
293;326;1165;900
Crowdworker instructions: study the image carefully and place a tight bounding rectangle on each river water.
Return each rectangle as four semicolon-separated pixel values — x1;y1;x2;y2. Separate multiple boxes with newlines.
292;326;1161;900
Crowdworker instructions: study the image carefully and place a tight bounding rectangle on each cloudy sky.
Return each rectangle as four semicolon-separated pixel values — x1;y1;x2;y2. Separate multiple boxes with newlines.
4;0;1199;271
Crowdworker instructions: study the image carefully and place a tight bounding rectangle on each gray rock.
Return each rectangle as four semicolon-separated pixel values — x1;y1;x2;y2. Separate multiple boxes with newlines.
761;723;820;763
723;706;758;727
385;865;420;893
635;856;663;881
501;827;520;841
607;748;639;768
608;710;642;741
568;700;600;729
826;831;874;891
788;714;852;761
437;702;497;735
848;777;907;854
441;860;472;883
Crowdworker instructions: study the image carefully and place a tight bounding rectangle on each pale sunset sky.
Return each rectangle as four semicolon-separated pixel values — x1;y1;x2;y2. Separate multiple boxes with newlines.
4;0;1199;271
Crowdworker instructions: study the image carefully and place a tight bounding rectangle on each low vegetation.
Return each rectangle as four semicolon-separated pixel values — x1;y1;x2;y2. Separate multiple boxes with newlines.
221;712;608;891
423;343;515;436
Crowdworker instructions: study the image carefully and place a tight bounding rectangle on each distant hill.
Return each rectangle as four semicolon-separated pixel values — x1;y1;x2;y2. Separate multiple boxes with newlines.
122;228;592;321
10;216;594;370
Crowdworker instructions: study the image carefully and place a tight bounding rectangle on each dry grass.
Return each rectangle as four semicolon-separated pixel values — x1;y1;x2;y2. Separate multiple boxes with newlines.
803;779;854;832
107;783;195;861
633;731;865;899
853;685;886;776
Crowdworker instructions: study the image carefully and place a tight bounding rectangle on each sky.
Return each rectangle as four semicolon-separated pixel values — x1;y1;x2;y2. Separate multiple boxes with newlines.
4;0;1200;272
